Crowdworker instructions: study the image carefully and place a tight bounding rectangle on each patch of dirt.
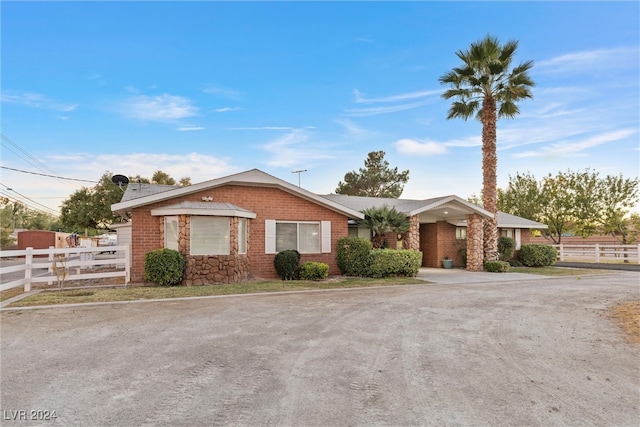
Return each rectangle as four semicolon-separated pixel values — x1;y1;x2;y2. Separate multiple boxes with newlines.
612;300;640;343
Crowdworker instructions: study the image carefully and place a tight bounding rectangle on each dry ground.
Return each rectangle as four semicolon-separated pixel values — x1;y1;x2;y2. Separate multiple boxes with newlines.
613;300;640;343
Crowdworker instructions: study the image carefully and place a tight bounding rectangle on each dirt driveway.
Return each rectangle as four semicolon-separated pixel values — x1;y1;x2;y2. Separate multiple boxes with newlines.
1;271;638;426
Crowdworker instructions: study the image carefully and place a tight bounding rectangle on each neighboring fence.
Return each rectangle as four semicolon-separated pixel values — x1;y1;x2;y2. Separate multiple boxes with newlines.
548;243;640;264
0;245;130;292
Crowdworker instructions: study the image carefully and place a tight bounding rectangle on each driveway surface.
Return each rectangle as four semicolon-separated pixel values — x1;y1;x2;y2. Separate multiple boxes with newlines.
1;271;639;426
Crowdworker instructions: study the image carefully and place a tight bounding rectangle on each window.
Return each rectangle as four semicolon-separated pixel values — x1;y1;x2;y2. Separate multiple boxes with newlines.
165;216;179;250
275;221;319;253
456;227;467;240
190;216;230;255
500;228;515;239
238;218;247;254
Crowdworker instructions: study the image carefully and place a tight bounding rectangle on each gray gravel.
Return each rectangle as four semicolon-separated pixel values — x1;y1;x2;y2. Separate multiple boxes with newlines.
1;271;639;426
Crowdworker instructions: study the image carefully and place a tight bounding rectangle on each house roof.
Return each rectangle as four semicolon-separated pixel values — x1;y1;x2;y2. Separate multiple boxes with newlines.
111;169;365;219
111;168;547;229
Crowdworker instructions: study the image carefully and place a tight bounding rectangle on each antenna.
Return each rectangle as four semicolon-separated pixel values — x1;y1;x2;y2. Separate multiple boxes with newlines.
111;174;130;191
292;169;307;187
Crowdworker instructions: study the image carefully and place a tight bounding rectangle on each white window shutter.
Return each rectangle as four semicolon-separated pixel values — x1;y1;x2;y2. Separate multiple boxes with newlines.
515;229;522;250
265;220;276;254
321;221;331;253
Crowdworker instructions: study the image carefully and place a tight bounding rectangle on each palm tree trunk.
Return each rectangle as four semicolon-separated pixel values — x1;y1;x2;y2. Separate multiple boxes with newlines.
482;96;499;262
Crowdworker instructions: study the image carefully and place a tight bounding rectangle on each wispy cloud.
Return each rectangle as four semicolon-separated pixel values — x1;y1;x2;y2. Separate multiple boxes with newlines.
177;126;205;132
345;99;434;117
228;126;295;131
261;129;337;168
214;107;243;113
395;138;448;156
1;91;77;112
513;128;636;158
353;89;440;104
202;85;242;101
120;94;198;122
537;46;638;75
334;118;373;138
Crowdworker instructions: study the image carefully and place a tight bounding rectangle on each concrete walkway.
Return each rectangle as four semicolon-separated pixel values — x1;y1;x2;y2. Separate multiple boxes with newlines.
416;267;551;285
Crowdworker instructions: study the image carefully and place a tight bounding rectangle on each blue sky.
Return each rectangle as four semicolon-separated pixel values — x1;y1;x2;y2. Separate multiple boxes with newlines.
1;1;639;216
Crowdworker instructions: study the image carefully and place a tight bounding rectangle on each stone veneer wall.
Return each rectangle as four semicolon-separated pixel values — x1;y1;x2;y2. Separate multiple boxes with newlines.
466;213;484;271
407;215;420;251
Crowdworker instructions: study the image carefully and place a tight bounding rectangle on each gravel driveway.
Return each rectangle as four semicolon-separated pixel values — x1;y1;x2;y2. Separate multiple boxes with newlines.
1;271;638;426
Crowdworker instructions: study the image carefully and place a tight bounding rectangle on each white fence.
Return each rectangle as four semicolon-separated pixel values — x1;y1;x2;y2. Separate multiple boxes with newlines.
551;243;640;264
0;245;130;292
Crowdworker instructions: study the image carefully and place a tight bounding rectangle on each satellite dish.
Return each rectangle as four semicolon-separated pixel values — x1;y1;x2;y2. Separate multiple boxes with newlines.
112;174;130;189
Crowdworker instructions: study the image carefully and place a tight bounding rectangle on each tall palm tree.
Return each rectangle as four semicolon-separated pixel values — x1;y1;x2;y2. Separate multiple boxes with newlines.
439;35;534;262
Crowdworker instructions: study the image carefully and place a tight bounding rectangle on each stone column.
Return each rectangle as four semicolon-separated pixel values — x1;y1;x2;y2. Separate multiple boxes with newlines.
466;213;484;272
407;215;420;251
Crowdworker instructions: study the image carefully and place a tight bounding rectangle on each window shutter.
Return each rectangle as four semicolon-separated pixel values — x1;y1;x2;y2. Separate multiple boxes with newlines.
265;220;276;254
321;221;331;253
515;229;522;250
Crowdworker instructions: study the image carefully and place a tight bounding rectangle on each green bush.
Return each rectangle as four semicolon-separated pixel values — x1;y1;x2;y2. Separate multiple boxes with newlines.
485;260;510;272
144;249;185;286
299;262;329;281
274;250;300;280
367;249;422;278
336;237;372;276
519;244;557;267
497;237;516;261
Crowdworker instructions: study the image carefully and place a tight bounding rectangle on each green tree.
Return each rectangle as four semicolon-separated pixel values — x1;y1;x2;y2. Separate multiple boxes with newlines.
336;151;409;198
440;35;534;261
151;170;176;185
361;205;410;249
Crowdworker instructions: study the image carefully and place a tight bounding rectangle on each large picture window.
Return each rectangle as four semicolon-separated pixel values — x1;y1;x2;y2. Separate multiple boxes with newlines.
164;216;179;251
275;221;320;253
190;216;230;255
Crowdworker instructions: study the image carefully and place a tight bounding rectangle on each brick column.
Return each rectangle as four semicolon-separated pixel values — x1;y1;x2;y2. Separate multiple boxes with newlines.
466;213;484;271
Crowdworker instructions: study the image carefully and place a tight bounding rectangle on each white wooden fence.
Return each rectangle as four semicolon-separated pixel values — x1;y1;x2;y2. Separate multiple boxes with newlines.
0;245;130;292
550;243;640;264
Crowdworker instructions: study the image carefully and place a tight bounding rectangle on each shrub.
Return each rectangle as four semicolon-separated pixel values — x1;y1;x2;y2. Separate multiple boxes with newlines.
274;250;301;280
497;237;516;261
336;237;372;276
367;249;422;278
519;244;557;267
299;262;329;281
144;249;185;286
485;260;510;272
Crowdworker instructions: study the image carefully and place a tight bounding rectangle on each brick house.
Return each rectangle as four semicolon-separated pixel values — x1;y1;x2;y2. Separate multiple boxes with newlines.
111;169;547;284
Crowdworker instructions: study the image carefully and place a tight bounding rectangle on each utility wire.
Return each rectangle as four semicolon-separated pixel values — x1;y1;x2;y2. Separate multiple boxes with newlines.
0;166;98;183
0;183;59;215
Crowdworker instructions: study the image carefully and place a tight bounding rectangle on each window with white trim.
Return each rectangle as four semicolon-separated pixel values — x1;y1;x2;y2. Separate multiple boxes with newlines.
456;227;467;240
238;218;247;254
190;216;230;255
275;221;320;253
164;216;179;251
500;228;515;239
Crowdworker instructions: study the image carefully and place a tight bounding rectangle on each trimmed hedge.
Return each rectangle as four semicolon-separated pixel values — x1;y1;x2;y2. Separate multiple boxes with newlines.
144;249;185;286
519;244;557;267
274;250;300;280
367;249;422;278
336;237;372;276
485;260;510;272
497;237;516;261
299;262;329;281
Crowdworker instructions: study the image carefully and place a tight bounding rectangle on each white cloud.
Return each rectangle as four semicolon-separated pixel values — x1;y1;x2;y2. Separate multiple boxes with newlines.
513;128;637;158
228;126;294;131
121;94;198;122
334;118;372;137
353;88;440;104
214;107;243;113
177;126;205;132
537;46;638;74
202;85;242;100
261;129;336;168
1;91;77;112
395;138;448;156
345;99;433;117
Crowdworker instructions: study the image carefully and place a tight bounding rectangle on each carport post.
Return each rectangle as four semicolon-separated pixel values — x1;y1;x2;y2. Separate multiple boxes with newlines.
24;247;33;292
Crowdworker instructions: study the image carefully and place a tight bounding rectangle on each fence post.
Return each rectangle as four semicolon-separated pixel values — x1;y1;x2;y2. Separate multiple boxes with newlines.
559;244;564;261
48;246;55;286
124;244;131;286
595;244;600;263
638;244;640;265
24;247;33;292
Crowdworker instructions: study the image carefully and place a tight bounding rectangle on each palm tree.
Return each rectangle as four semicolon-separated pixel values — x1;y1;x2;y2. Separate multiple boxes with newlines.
439;35;534;262
361;205;410;249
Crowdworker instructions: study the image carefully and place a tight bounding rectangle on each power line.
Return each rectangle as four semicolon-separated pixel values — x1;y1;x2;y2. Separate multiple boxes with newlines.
0;166;98;183
0;183;59;215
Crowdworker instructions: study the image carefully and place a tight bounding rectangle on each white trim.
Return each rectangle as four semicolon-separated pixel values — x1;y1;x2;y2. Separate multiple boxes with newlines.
151;207;256;218
321;221;331;253
265;220;276;254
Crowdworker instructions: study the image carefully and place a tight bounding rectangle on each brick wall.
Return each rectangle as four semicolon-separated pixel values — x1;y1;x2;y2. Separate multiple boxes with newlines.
129;185;349;283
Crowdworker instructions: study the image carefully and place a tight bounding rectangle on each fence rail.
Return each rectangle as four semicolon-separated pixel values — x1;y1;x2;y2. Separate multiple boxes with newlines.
0;245;130;292
549;243;639;264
